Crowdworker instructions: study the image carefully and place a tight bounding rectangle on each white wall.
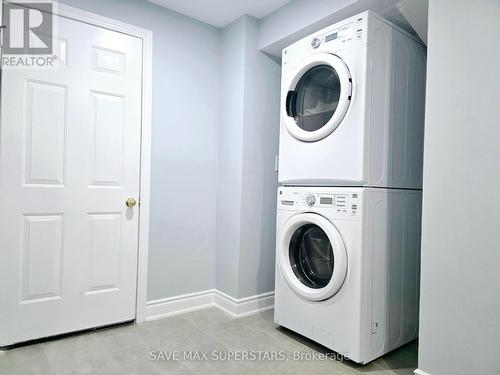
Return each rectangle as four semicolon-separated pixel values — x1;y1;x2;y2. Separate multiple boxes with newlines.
57;0;221;301
215;16;281;299
418;1;500;374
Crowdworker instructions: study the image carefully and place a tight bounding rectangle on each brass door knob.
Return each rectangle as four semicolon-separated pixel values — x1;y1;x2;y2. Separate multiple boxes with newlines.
126;197;138;208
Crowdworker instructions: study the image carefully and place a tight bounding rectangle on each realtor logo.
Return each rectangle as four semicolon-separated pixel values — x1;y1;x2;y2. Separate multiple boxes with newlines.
3;2;53;55
1;1;57;68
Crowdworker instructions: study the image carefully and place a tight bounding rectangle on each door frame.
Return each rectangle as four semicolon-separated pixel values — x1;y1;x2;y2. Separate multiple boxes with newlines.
0;1;153;323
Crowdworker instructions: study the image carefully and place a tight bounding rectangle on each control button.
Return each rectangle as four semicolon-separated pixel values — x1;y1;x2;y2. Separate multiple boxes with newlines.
311;38;321;49
306;194;316;206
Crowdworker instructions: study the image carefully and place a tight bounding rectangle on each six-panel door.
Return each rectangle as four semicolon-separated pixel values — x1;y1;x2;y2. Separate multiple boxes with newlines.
0;13;143;346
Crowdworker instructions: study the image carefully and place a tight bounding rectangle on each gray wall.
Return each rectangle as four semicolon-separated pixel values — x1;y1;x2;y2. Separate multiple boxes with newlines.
215;17;246;298
259;0;357;55
258;0;424;57
239;16;280;298
418;1;500;374
215;16;281;299
59;0;281;302
58;0;220;301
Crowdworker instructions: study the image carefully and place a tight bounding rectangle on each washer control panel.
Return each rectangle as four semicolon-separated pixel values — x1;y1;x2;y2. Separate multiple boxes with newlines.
279;189;362;217
305;194;316;206
301;192;358;213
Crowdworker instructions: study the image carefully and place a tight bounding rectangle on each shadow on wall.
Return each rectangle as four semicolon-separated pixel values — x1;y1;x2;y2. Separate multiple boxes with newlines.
254;51;281;299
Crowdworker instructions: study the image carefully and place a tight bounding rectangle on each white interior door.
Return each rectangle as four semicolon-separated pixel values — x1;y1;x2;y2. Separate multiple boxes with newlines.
0;11;143;346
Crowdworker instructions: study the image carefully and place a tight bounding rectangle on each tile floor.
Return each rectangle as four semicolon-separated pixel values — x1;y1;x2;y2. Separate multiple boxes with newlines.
0;308;418;374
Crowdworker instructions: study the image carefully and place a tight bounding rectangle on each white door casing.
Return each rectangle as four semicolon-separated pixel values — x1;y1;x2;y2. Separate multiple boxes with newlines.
0;2;3;52
0;7;147;346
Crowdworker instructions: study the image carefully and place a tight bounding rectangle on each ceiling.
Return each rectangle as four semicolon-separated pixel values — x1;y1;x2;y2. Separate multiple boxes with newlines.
147;0;292;28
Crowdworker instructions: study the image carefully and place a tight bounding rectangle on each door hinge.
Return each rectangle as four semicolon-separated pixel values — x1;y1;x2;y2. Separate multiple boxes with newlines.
371;322;379;335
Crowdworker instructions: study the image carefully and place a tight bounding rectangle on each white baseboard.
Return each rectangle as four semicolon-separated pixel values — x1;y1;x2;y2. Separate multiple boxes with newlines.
145;289;275;321
146;289;216;321
214;290;275;318
414;369;431;375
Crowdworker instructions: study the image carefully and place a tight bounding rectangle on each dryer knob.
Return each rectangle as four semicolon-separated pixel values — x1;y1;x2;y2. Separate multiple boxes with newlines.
306;194;316;206
311;38;321;49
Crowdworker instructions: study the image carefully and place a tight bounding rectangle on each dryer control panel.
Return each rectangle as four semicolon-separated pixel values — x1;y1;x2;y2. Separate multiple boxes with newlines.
278;188;362;218
282;12;369;67
309;16;365;51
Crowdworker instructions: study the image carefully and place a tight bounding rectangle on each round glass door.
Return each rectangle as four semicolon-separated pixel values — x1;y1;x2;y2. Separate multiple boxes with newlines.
289;224;334;289
283;53;351;142
289;65;341;132
278;213;347;301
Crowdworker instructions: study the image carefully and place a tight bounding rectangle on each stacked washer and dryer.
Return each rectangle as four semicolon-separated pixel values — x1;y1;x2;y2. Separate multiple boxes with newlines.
274;11;427;364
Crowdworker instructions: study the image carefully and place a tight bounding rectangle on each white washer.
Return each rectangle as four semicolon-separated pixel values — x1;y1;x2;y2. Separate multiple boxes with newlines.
274;186;421;364
278;11;427;189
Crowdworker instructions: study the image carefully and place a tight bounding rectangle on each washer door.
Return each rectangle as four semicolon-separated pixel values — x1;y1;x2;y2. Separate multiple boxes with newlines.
278;213;348;301
283;53;352;142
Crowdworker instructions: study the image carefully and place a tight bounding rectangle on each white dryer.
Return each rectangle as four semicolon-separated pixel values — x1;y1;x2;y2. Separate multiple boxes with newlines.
278;11;427;189
274;186;422;364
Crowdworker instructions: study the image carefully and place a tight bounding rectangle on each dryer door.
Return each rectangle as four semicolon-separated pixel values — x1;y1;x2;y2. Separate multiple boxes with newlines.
283;53;352;142
278;212;347;301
